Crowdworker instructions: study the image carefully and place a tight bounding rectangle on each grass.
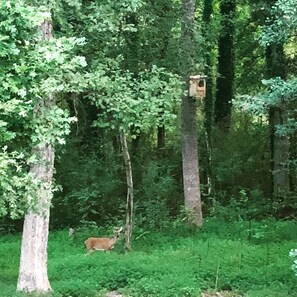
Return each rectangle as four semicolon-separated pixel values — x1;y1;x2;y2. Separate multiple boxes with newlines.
0;219;296;297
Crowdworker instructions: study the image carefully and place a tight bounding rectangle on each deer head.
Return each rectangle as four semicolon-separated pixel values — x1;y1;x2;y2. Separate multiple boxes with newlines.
84;227;123;255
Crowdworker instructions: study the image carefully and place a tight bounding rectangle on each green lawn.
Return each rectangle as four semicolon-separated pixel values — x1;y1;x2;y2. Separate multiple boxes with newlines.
0;219;296;297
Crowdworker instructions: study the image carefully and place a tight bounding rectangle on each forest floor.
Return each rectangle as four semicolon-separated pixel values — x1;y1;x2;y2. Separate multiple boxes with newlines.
0;218;296;297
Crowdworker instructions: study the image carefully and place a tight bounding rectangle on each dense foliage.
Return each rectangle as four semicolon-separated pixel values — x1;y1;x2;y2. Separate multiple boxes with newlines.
0;0;297;295
0;0;296;226
0;1;88;219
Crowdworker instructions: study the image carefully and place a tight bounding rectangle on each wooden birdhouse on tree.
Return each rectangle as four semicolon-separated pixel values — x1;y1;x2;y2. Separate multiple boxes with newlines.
189;75;206;99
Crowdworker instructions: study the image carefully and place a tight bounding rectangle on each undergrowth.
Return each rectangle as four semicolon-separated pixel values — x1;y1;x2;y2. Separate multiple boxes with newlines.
0;219;296;297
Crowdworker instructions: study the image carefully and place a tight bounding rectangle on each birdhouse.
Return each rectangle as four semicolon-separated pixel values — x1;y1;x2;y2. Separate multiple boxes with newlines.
189;75;206;99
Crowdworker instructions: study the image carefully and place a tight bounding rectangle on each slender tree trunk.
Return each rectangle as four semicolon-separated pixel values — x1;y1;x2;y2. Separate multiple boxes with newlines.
214;0;236;129
180;0;203;226
290;130;297;191
17;19;54;293
269;106;290;197
203;0;215;195
119;129;134;250
272;108;290;196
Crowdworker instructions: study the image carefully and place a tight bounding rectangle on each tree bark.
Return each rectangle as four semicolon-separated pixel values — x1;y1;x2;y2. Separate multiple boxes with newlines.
180;0;203;226
266;43;290;198
272;109;290;196
17;20;54;293
269;106;290;197
119;129;134;250
203;0;215;195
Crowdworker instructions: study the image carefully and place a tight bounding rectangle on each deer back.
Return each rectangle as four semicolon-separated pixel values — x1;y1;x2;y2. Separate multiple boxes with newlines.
85;227;123;253
85;236;117;252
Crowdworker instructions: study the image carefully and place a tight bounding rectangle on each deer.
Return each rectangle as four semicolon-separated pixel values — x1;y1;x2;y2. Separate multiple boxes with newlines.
84;226;123;255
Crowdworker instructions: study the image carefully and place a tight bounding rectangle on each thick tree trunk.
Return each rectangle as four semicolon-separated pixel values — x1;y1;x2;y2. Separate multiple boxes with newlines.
266;43;290;198
17;157;53;292
214;0;236;129
181;102;203;225
17;20;54;293
119;129;134;250
17;126;55;292
180;0;203;226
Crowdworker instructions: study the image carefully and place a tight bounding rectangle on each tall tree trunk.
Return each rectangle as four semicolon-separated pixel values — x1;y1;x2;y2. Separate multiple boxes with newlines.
17;19;54;293
266;43;290;198
119;129;134;250
180;0;203;226
214;0;236;129
203;0;215;195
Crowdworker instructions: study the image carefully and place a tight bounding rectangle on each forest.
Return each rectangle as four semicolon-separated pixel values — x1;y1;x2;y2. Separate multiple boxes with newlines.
0;0;297;296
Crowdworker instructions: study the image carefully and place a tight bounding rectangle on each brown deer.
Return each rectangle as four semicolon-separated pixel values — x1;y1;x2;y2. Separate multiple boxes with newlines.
84;227;123;255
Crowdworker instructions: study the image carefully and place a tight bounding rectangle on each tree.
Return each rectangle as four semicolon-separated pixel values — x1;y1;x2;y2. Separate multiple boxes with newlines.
49;0;184;230
17;17;55;293
119;129;134;250
202;0;216;195
266;44;290;197
238;0;297;198
0;2;41;220
180;0;203;226
263;0;292;198
91;65;180;246
214;0;236;129
0;1;87;291
119;0;180;153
